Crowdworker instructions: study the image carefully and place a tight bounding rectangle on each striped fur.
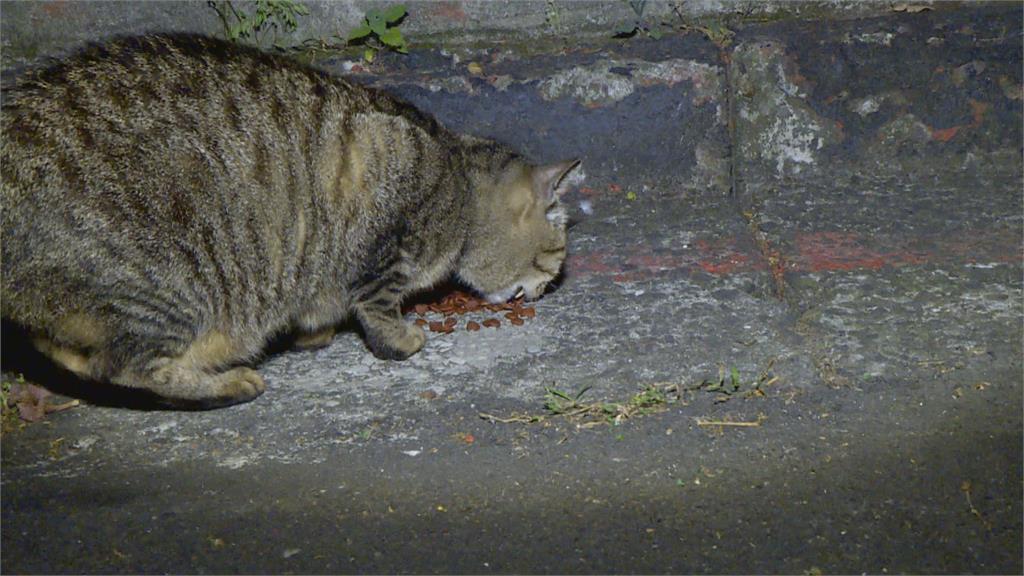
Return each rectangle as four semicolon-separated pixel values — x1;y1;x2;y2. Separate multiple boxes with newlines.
1;34;579;408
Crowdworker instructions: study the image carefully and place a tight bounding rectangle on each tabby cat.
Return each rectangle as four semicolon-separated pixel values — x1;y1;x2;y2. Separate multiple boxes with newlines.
1;34;579;408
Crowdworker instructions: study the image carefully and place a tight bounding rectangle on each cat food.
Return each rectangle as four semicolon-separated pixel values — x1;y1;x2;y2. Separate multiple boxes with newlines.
409;290;536;333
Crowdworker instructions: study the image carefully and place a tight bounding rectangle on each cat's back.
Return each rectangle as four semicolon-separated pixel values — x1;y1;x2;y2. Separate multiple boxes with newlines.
1;33;443;208
0;33;459;330
3;34;349;162
0;34;358;324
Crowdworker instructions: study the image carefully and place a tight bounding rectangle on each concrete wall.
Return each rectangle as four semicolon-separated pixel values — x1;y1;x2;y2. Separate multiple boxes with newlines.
0;0;951;69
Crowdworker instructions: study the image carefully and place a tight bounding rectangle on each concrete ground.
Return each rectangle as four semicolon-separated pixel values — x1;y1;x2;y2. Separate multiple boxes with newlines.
2;4;1021;574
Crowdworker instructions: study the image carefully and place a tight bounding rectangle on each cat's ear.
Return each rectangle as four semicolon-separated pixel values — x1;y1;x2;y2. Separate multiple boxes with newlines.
531;159;582;205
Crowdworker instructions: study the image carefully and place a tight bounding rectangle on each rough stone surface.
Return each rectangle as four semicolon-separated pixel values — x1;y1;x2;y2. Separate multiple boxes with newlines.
2;4;1022;574
730;5;1023;188
333;33;728;193
0;0;998;68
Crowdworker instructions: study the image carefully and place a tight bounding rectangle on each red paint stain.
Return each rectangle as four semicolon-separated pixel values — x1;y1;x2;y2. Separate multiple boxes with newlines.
795;232;929;272
625;253;681;270
930;98;990;142
566;253;616;276
931;125;961;142
428;2;467;22
969;98;990;125
935;228;1023;264
612;271;654;283
570;239;761;283
698;255;749;275
42;1;68;16
568;228;1018;285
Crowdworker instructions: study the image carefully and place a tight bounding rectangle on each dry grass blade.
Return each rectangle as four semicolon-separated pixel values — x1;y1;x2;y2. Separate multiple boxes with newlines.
960;480;993;531
478;412;545;424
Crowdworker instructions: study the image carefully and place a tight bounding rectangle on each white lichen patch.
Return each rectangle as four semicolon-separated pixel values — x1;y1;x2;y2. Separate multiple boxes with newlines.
218;455;256;470
848;31;895;46
631;59;722;103
848;91;908;117
735;43;839;177
539;58;721;108
539;63;636;107
877;113;932;145
851;96;881;116
767;116;822;173
427;75;476;95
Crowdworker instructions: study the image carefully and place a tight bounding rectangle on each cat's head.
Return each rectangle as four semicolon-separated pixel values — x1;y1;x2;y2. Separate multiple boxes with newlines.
458;157;581;303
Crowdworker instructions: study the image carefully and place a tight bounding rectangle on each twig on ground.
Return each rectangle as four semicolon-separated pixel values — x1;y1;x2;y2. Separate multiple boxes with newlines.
478;412;544;424
960;481;992;531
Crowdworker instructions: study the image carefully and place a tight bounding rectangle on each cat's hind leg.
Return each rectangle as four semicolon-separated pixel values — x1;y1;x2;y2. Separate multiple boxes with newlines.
30;312;109;379
32;335;97;380
32;320;263;408
108;329;267;409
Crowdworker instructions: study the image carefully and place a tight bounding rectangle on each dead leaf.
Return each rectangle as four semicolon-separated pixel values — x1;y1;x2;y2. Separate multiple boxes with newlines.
11;382;51;422
7;382;80;422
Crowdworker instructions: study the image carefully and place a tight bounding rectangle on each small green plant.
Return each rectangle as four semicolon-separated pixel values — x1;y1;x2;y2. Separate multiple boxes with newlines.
667;0;735;48
693;20;735;48
544;385;591;415
691;363;778;403
346;4;408;63
544;0;563;31
480;362;778;428
1;374;25;435
209;0;309;47
0;375;14;413
542;384;674;425
614;0;666;40
697;365;743;397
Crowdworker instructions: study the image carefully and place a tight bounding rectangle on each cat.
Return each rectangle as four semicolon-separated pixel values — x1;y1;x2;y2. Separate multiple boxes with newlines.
1;33;580;409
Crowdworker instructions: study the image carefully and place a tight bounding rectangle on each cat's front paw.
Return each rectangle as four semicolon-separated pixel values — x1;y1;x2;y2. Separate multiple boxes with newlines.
367;322;426;361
